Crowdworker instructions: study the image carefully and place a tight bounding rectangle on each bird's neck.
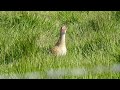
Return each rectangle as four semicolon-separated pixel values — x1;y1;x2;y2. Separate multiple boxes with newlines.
59;33;66;46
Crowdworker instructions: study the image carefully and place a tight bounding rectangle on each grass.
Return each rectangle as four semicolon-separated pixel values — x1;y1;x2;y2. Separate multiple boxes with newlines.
0;11;120;79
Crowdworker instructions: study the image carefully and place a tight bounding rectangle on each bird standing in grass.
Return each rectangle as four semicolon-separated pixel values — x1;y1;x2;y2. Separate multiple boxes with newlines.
51;26;67;56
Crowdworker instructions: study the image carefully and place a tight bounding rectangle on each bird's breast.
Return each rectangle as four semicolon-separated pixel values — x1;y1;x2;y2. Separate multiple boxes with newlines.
52;46;67;56
58;46;67;56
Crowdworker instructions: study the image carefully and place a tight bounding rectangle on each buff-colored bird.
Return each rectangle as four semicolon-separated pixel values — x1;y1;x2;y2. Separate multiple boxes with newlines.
51;26;67;56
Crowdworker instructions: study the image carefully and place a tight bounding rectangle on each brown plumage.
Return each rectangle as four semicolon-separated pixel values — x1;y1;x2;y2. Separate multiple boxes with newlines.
51;26;67;56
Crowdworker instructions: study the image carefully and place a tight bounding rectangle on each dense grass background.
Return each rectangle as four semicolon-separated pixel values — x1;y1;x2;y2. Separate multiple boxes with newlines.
0;11;120;79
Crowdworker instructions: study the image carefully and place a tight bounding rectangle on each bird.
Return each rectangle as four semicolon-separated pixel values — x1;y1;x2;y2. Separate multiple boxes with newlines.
51;25;67;56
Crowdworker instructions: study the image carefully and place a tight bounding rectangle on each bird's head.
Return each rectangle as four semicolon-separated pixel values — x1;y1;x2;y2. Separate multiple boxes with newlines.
60;25;67;34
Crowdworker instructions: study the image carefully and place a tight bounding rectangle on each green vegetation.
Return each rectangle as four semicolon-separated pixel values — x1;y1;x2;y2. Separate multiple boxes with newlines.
0;11;120;79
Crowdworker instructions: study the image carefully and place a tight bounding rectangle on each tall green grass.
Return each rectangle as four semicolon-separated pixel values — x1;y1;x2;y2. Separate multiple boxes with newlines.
0;11;120;79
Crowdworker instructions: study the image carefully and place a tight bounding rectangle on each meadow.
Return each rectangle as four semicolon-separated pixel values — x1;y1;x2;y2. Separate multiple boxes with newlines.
0;11;120;79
